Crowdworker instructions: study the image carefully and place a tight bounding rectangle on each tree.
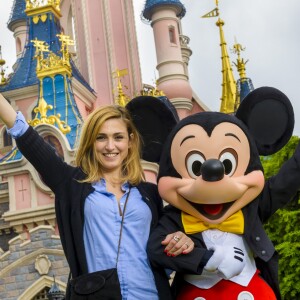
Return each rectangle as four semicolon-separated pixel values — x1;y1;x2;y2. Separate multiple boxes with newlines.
261;136;300;299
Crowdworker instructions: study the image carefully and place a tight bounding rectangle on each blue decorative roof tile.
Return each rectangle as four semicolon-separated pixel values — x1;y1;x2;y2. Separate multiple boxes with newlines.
8;0;27;30
143;0;186;21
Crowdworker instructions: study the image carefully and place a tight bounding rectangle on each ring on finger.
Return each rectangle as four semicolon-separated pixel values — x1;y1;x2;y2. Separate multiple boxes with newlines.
184;242;189;249
173;235;180;242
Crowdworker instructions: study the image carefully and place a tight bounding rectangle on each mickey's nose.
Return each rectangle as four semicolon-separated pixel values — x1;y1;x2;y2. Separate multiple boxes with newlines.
201;159;224;182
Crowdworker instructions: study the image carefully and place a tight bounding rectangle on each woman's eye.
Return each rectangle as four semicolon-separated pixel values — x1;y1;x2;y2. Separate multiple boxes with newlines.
115;135;124;140
186;152;205;179
219;151;237;176
96;135;106;141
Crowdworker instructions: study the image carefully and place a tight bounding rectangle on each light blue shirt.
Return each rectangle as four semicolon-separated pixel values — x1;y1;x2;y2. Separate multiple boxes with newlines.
84;180;158;300
6;111;29;138
8;112;159;299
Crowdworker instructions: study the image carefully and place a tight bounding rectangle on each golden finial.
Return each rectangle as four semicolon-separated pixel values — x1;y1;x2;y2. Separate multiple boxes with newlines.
31;38;50;72
232;39;248;81
112;69;130;106
57;33;74;68
0;46;7;85
141;81;165;97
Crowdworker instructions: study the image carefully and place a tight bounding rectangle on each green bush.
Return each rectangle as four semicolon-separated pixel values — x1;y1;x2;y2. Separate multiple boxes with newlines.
261;136;300;299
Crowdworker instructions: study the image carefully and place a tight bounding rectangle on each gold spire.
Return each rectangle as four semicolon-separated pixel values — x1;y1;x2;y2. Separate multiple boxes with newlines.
232;40;248;82
113;69;130;106
202;1;236;114
0;46;7;85
232;40;249;111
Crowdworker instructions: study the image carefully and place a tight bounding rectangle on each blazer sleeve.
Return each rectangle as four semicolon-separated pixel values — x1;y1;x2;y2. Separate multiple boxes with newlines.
15;126;73;192
147;206;213;274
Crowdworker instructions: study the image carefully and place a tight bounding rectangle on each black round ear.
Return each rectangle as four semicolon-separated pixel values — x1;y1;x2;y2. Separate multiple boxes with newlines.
235;86;294;155
126;96;178;163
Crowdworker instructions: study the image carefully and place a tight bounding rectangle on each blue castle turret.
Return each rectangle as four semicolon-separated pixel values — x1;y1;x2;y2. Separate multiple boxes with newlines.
0;0;94;166
143;0;186;21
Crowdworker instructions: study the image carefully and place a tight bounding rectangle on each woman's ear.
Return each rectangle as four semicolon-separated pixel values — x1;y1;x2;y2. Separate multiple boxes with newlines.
128;133;134;148
235;86;294;155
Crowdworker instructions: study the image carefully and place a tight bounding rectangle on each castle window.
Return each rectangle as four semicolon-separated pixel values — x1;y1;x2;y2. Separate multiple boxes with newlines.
32;287;50;300
3;130;12;147
43;135;64;160
169;26;176;44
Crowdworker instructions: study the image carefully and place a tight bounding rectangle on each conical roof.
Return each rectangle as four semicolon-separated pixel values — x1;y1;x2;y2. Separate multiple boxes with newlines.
143;0;186;21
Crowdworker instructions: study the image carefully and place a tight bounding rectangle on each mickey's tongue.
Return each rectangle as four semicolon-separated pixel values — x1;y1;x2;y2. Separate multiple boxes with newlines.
203;204;223;216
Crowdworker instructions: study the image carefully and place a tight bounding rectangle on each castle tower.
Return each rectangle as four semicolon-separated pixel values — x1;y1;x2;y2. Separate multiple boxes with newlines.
142;0;194;118
59;0;143;106
7;0;27;60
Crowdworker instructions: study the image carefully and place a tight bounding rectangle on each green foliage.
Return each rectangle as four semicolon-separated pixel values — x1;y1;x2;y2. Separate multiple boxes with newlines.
261;136;300;299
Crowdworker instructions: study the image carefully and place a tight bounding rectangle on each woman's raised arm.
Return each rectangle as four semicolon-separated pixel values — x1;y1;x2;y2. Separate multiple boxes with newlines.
0;93;17;128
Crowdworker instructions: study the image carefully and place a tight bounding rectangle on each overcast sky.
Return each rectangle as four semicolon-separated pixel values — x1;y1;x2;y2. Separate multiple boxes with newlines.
1;0;300;135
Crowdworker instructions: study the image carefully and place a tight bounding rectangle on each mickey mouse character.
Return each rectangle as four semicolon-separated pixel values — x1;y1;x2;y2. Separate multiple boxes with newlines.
126;87;300;300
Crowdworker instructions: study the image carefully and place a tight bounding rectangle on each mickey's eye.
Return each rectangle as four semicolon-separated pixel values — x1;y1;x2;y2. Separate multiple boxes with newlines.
186;152;206;178
219;151;237;176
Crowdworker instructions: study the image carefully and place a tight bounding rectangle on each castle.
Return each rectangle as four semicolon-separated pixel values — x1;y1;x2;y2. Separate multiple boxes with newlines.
0;1;252;298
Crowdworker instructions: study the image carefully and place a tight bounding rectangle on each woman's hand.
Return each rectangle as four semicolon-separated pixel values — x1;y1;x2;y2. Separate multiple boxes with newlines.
161;231;194;256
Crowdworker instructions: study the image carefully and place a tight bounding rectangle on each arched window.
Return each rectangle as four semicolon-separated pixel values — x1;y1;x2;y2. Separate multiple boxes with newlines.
16;37;22;55
3;130;12;147
43;135;64;160
169;26;177;44
32;287;50;300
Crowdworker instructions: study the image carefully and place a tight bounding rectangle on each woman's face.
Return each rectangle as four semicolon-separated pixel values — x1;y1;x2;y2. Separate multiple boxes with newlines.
95;118;132;175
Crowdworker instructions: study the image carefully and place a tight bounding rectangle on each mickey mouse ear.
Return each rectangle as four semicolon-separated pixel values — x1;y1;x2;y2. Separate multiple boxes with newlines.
126;96;178;163
235;86;294;156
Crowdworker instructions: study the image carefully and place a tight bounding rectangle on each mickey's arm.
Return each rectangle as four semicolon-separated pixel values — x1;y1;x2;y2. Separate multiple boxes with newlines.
259;141;300;221
147;206;213;274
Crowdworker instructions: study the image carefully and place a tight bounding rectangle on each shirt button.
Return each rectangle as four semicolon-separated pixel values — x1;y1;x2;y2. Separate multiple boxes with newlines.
237;291;254;300
261;250;266;255
255;236;260;241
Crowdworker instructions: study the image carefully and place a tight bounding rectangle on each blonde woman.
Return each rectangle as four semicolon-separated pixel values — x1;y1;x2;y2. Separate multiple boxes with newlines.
0;94;193;300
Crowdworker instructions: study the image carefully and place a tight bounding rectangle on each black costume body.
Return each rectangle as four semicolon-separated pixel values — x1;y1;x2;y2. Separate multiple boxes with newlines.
16;126;173;300
148;141;300;300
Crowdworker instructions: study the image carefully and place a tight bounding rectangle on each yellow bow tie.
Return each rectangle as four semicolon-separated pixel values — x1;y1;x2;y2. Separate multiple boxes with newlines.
181;210;244;234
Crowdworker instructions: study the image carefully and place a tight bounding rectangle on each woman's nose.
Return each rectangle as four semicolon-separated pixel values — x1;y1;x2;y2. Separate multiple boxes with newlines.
105;138;115;150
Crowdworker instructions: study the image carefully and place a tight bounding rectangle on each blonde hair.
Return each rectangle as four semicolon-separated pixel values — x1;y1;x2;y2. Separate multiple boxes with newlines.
75;105;144;185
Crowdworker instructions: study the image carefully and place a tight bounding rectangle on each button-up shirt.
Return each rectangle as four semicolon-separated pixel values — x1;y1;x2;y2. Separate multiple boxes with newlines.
84;180;158;300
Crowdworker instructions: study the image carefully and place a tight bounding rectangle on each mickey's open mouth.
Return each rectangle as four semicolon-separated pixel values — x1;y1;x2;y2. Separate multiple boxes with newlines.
188;201;235;220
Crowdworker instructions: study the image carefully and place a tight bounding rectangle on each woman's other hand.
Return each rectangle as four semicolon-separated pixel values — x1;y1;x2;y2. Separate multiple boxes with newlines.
161;231;194;256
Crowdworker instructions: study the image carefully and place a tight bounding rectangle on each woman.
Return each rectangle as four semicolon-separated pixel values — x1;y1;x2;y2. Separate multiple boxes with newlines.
0;93;193;299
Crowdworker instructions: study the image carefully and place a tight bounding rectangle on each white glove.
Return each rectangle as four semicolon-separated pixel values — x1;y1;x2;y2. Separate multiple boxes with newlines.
205;245;246;279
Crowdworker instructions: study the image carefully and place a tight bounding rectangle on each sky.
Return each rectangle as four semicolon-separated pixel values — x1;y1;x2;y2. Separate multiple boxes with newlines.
1;0;300;135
